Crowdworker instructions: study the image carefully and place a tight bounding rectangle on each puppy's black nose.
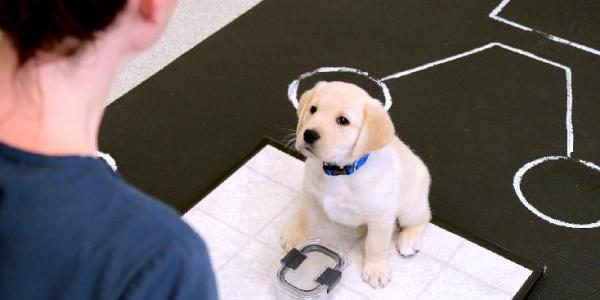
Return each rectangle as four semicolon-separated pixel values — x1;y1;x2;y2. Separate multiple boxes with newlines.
303;129;320;144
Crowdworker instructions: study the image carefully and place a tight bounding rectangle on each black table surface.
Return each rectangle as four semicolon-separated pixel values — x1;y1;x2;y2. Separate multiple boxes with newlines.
99;1;600;299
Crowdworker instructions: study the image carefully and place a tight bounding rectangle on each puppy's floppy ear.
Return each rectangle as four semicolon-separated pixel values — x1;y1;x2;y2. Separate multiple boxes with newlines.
296;81;326;132
296;89;313;133
352;99;395;158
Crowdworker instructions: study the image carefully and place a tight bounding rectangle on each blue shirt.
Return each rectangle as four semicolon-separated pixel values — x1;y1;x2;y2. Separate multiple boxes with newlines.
0;143;218;300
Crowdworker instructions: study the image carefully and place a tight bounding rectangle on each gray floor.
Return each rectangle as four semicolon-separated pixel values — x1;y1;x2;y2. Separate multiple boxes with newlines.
108;0;262;103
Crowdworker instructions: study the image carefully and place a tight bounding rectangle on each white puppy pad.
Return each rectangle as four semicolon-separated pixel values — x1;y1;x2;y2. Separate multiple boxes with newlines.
183;142;541;299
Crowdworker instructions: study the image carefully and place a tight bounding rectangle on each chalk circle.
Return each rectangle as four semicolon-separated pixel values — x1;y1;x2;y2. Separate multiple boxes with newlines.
287;67;392;111
97;151;118;172
513;156;600;229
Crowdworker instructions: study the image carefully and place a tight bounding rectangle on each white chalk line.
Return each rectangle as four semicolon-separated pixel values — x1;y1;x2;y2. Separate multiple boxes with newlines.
379;42;574;158
97;151;118;172
545;35;600;57
491;15;533;32
513;156;600;229
489;0;512;17
579;159;600;172
380;43;497;81
287;67;393;111
565;70;574;157
493;43;574;157
489;0;600;57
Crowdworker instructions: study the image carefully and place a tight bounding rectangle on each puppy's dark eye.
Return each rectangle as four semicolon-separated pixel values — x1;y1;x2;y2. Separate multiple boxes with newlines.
310;106;317;114
336;116;350;126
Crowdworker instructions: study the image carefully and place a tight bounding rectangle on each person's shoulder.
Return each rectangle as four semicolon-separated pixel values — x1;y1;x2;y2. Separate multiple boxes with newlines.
98;172;201;247
120;213;217;300
100;176;217;299
78;165;217;299
63;160;204;257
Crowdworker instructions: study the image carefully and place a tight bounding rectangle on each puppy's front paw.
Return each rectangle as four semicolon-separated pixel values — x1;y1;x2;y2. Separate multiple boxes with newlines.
280;229;306;252
361;260;392;289
396;228;423;257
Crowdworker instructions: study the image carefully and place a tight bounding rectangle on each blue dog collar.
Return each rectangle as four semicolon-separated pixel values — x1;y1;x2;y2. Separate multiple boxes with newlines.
323;154;370;176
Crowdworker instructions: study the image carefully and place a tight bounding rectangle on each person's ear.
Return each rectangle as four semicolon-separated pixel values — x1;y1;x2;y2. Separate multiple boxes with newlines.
139;0;172;23
120;0;176;49
352;99;395;158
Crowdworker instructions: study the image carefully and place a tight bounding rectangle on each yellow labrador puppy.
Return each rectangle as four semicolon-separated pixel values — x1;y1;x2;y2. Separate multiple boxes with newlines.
282;81;431;289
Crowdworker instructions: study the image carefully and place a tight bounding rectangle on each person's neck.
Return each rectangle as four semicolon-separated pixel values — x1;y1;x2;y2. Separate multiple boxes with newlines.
0;35;124;157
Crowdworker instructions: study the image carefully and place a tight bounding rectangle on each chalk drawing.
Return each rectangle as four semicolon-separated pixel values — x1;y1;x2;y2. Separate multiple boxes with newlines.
489;0;600;57
287;42;597;229
287;67;392;111
289;43;573;157
514;156;600;229
97;151;118;172
382;42;574;158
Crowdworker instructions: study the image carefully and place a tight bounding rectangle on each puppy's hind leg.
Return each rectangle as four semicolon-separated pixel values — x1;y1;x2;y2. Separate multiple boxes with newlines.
396;203;431;256
396;175;431;257
396;221;428;257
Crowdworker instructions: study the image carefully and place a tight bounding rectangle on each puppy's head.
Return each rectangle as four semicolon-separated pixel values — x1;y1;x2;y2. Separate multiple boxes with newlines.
295;81;395;163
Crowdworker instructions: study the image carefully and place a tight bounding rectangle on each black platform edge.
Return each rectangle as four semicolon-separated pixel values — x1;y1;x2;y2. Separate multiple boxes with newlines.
181;136;304;213
431;216;545;300
184;136;544;299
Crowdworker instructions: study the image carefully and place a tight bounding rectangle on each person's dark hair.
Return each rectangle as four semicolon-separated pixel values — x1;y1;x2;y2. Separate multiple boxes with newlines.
0;0;128;65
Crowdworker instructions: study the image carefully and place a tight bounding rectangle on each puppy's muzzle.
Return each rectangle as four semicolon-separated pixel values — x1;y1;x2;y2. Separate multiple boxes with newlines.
303;129;320;144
